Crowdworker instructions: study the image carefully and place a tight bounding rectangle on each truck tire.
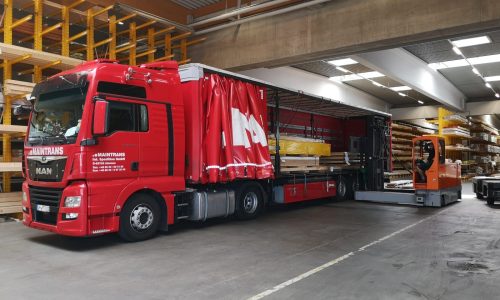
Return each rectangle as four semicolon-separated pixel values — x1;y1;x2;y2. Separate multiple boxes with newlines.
476;193;484;200
235;183;263;220
487;197;495;206
119;193;161;242
336;177;348;201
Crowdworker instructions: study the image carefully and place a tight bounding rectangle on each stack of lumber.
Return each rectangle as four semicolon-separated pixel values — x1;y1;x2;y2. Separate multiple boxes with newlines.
269;135;331;173
3;80;35;96
273;156;328;173
0;192;22;215
385;170;412;180
320;152;361;169
269;135;331;157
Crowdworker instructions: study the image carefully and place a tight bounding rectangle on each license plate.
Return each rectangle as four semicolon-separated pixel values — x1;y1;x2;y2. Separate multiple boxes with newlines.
36;204;50;213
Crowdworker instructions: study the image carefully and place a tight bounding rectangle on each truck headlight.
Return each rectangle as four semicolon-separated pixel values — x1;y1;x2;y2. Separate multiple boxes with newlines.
64;196;81;208
22;191;27;203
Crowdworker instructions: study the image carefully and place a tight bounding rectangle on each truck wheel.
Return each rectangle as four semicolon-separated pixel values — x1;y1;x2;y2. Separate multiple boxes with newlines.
235;184;263;220
476;193;484;200
119;193;160;242
336;177;347;201
487;198;495;206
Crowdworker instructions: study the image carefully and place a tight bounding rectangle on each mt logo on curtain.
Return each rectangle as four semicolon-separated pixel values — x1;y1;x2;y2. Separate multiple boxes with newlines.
202;73;273;183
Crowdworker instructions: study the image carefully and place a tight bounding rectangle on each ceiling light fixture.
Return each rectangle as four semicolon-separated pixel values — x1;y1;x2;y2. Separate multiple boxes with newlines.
390;86;411;91
452;46;462;55
452;36;491;48
335;66;349;73
444;39;500;101
329;71;384;82
118;21;125;25
485;75;500;82
496;93;500;98
428;53;500;70
325;61;423;106
328;58;358;66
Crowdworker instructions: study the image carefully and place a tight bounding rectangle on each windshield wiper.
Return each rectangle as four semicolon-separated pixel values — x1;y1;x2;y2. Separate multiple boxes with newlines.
28;136;45;146
50;135;69;145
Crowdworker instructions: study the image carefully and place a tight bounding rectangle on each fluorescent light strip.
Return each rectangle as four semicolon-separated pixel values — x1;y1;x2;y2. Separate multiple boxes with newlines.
328;58;358;66
329;71;384;82
335;66;349;73
418;100;424;104
485;75;500;82
428;53;500;70
485;83;492;88
398;92;406;97
390;86;411;91
452;36;491;48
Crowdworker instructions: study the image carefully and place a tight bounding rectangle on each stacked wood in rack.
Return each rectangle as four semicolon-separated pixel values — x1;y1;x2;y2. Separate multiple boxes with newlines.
442;126;470;138
3;80;36;96
0;192;22;215
320;152;361;169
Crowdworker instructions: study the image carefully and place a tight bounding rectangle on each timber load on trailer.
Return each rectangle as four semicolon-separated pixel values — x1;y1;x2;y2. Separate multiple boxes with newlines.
22;60;392;241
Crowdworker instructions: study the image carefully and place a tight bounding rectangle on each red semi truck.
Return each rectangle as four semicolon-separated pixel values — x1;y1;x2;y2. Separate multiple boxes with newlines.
22;60;390;241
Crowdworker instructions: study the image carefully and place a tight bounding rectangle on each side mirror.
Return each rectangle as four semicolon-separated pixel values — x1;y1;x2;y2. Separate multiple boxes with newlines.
93;100;109;136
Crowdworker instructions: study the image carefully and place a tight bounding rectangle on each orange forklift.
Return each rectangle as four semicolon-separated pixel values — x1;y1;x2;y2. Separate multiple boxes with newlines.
413;135;462;206
356;135;462;207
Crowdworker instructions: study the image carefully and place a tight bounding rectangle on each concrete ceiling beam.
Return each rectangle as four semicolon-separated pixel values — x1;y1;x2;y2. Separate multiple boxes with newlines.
189;0;500;71
352;48;466;112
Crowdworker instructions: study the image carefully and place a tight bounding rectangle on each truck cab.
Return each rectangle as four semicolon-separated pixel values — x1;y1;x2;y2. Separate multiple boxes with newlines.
22;60;185;240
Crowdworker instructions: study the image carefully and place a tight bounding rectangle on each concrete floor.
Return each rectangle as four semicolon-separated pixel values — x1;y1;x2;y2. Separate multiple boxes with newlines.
1;183;499;300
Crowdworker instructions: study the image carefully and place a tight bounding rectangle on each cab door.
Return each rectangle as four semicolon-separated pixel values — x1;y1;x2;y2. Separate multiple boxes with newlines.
87;97;146;215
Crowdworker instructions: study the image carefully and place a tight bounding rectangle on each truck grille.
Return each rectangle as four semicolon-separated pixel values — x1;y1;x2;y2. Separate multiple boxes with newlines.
29;186;63;225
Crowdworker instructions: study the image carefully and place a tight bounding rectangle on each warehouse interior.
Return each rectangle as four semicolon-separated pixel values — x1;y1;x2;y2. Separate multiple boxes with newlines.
1;1;500;299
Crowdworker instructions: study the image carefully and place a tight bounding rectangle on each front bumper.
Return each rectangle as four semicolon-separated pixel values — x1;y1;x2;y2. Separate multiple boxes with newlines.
22;181;88;237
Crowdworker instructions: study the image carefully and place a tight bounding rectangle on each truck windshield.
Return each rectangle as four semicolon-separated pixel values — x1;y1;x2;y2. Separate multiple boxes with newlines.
28;75;88;146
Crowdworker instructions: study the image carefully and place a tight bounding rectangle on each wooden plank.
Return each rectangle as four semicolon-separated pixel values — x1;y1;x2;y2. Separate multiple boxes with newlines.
0;42;83;70
0;192;22;203
281;165;328;173
0;125;27;134
0;206;22;214
0;163;22;172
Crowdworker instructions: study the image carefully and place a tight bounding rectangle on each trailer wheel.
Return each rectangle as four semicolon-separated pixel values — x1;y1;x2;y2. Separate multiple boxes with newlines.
487;197;495;206
336;177;348;201
119;193;160;242
235;183;263;220
476;193;484;200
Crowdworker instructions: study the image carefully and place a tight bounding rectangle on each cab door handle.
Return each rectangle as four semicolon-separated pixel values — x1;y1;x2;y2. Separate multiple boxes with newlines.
131;162;139;171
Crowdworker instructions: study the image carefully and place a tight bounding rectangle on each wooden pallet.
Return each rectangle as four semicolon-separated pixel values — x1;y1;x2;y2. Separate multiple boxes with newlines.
0;192;22;215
